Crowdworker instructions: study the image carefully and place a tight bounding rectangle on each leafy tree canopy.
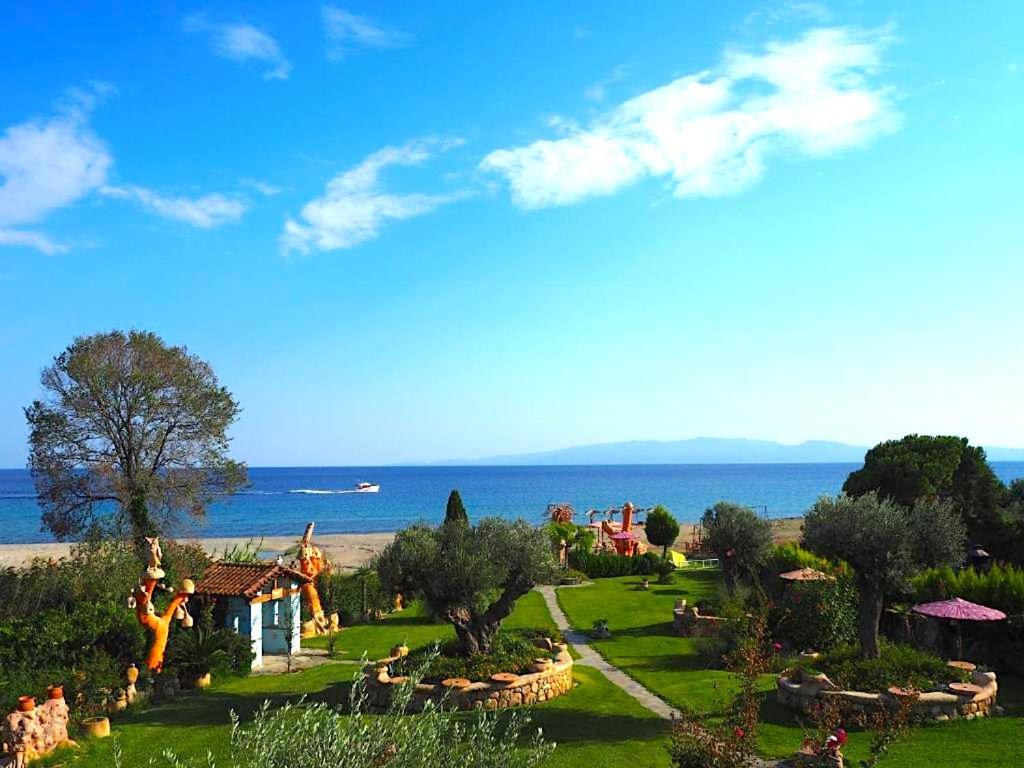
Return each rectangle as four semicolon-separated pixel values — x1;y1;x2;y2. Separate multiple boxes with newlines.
444;489;468;525
25;330;247;542
644;505;680;558
842;435;1004;530
702;501;772;593
803;492;965;658
376;517;555;656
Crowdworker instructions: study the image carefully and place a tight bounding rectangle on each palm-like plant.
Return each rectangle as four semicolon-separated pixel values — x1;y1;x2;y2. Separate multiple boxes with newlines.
169;627;230;678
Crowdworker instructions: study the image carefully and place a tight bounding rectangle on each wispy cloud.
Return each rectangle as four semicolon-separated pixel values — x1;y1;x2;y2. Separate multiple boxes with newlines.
0;86;112;253
583;64;630;103
481;27;899;209
744;2;832;28
184;14;291;80
100;185;248;228
321;6;412;60
281;138;465;255
242;179;282;196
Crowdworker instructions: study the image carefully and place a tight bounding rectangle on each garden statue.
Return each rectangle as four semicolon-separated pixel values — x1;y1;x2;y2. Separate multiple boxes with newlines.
128;539;196;672
297;522;339;637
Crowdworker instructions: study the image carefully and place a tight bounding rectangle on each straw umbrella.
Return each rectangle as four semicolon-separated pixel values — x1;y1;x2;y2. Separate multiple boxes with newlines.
912;597;1007;659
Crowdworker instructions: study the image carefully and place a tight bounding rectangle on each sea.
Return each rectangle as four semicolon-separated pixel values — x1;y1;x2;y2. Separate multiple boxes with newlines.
2;463;1023;545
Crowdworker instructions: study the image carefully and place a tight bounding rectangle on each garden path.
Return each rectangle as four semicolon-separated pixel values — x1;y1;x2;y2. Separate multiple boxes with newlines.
536;584;678;720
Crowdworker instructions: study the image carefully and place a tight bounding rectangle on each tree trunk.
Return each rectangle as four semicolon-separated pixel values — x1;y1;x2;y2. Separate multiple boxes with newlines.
127;491;155;544
446;578;531;656
858;582;884;659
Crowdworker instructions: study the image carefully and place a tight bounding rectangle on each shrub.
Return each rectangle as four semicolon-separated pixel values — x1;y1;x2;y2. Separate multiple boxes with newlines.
767;543;847;577
702;502;772;594
771;574;858;653
911;563;1024;615
167;626;254;681
315;569;391;625
124;656;555;768
574;551;662;579
394;632;547;683
798;642;965;693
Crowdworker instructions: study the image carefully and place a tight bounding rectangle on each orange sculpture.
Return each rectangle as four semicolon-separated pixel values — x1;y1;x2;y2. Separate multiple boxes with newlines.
298;523;338;636
128;537;195;672
603;501;639;557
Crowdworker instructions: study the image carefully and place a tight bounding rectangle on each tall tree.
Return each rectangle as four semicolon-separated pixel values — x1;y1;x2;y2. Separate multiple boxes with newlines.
803;493;965;658
25;330;247;542
645;505;680;558
843;435;1004;533
444;489;468;525
702;502;772;593
376;517;555;655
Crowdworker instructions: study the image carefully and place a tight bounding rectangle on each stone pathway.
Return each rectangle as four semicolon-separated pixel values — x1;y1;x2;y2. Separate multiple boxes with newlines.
536;584;678;720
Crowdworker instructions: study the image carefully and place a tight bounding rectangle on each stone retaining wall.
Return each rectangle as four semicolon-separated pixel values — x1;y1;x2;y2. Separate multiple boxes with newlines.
365;645;574;713
2;697;72;766
776;669;1000;722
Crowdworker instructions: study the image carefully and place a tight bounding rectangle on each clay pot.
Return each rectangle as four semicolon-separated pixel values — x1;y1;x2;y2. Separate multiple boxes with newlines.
181;578;195;594
17;695;35;712
47;685;64;700
82;716;111;739
126;664;139;685
194;673;212;689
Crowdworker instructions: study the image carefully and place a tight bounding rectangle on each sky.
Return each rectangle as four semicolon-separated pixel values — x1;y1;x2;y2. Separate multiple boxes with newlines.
1;1;1022;467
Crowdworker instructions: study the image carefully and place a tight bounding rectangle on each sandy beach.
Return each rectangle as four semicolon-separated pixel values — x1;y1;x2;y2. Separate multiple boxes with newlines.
0;517;804;570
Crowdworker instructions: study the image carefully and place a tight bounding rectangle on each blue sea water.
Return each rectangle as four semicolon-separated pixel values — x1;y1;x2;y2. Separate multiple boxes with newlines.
1;463;1023;544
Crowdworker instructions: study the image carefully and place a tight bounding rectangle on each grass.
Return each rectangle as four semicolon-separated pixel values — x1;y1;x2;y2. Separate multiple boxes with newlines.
63;590;670;768
556;574;1024;765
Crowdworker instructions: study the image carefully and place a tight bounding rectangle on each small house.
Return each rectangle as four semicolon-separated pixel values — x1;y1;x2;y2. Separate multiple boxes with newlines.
194;561;311;668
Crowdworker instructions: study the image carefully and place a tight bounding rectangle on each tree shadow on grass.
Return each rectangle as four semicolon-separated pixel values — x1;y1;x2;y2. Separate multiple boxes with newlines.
530;707;670;746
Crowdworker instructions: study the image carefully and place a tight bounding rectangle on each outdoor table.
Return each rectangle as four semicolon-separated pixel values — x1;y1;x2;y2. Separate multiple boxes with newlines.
948;682;984;697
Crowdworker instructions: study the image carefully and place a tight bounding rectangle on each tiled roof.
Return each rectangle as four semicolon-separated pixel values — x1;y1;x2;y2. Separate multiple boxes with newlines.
194;561;311;599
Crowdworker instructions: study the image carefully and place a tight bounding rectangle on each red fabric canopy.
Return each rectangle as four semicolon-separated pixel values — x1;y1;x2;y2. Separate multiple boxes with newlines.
610;531;636;540
912;597;1006;622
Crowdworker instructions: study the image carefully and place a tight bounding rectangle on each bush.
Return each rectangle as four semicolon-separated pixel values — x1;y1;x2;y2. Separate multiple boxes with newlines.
574;551;662;579
315;569;391;625
166;626;254;681
911;563;1024;615
797;642;966;693
770;574;858;653
767;543;847;577
393;632;548;682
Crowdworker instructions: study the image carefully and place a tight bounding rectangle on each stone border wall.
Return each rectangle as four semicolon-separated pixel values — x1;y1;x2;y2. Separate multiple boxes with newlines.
672;599;735;638
776;669;1000;722
365;645;574;712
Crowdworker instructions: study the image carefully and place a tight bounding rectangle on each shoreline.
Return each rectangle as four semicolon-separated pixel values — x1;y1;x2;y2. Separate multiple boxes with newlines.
0;517;804;570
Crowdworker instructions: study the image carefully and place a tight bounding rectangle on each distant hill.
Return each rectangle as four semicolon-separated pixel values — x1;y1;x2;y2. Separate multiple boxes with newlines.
435;438;1024;466
436;438;870;465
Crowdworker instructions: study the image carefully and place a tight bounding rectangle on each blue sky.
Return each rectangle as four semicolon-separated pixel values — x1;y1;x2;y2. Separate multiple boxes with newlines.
1;1;1022;467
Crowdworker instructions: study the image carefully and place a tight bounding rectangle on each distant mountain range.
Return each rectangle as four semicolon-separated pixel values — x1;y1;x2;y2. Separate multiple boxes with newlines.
434;438;1024;466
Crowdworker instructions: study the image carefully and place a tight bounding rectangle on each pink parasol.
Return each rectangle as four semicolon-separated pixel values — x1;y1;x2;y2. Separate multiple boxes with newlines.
610;531;636;540
912;598;1006;659
912;598;1006;622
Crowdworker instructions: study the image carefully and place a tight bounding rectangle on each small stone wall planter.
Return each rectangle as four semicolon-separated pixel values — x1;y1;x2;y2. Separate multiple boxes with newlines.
672;599;736;638
365;648;574;713
776;668;1000;722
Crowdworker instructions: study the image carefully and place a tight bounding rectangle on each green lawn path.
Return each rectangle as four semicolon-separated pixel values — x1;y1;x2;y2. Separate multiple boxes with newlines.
555;574;1024;766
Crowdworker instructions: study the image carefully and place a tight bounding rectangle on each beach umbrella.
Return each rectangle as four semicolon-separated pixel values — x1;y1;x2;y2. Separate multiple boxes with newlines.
779;567;832;582
610;531;636;540
912;598;1007;659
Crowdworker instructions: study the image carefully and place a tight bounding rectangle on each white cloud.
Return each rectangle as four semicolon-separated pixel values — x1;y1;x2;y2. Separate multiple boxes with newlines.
185;15;291;80
101;185;248;228
481;27;899;209
243;179;282;196
0;94;111;253
744;2;832;28
281;139;465;254
321;6;411;60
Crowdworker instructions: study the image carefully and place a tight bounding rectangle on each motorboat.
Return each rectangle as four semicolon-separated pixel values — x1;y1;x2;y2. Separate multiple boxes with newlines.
354;482;380;493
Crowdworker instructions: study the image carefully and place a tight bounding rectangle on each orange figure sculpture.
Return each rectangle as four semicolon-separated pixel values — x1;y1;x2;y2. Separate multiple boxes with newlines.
128;537;195;672
298;523;338;636
603;501;639;557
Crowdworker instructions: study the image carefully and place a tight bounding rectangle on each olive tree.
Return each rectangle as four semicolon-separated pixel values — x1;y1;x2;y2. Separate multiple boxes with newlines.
25;330;247;542
803;493;965;659
645;505;680;558
702;502;772;594
377;516;555;656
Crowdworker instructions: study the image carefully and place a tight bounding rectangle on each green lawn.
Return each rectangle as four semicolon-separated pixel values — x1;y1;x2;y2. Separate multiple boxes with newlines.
556;574;1024;765
63;591;670;768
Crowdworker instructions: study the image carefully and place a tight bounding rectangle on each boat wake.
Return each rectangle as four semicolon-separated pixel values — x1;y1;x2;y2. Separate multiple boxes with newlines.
289;489;357;495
